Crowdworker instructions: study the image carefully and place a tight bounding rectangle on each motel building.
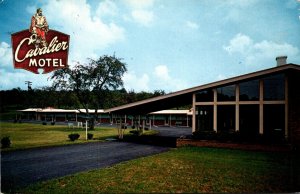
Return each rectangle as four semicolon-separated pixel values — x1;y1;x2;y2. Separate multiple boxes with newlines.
18;57;300;146
17;108;192;127
104;57;300;147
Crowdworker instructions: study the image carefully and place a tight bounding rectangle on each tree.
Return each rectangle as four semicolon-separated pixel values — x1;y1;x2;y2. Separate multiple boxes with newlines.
51;54;127;130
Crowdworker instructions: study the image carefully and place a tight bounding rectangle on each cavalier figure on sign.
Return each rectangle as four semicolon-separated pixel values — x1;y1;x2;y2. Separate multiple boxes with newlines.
29;8;49;48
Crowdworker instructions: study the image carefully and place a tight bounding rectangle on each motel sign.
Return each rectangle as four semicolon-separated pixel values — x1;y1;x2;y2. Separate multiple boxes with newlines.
11;29;70;74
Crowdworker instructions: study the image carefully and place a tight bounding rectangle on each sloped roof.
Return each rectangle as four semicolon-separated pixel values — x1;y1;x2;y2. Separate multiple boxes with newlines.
149;110;190;115
104;64;300;114
77;109;104;113
18;108;42;112
18;108;105;113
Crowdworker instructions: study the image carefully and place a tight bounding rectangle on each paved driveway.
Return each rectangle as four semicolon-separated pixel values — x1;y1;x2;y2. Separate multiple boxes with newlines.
153;126;192;137
1;142;170;192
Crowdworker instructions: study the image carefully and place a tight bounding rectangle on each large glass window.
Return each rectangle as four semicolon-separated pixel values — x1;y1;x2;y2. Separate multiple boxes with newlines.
196;106;213;131
264;104;285;142
196;89;214;102
239;80;259;101
217;85;235;101
217;105;235;132
263;74;285;100
240;105;259;139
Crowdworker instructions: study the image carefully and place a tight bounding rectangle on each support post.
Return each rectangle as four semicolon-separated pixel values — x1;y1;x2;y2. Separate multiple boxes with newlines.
186;115;189;127
213;89;217;132
235;84;239;132
259;80;264;134
153;115;155;126
142;119;145;134
85;120;88;141
192;93;196;132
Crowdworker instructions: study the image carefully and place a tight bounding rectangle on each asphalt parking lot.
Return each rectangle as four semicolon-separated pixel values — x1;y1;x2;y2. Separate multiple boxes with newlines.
1;141;170;192
152;126;192;137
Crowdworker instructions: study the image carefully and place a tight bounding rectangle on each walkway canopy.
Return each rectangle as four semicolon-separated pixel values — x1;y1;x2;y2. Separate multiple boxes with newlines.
104;91;193;115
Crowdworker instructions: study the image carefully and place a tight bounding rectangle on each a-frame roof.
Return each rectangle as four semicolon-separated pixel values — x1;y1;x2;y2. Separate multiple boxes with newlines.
104;64;300;114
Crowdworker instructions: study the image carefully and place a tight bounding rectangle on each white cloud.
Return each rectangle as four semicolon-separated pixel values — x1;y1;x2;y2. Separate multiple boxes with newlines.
0;69;51;90
223;33;252;55
123;71;150;92
224;33;300;66
220;0;258;23
131;9;154;26
153;65;187;92
154;65;170;81
33;0;125;63
96;0;118;17
224;0;258;8
186;21;199;29
123;0;155;27
0;41;51;89
0;42;11;67
254;40;299;57
123;65;188;92
246;40;299;66
124;0;154;9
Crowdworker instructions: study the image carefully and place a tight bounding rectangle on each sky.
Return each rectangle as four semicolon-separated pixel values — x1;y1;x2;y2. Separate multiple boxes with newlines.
0;0;300;92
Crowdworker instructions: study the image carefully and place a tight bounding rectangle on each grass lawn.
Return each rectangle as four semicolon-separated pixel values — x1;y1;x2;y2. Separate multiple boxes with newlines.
22;147;298;193
0;122;157;151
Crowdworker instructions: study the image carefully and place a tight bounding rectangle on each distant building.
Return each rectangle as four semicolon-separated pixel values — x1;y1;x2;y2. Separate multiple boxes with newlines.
17;107;192;127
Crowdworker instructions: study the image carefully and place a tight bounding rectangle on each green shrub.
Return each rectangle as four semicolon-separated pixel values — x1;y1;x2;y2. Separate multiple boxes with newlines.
42;122;47;125
87;133;93;140
1;136;11;148
129;130;139;135
68;133;80;141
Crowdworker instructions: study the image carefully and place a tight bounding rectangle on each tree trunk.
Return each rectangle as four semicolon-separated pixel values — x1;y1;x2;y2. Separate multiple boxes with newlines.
89;117;95;130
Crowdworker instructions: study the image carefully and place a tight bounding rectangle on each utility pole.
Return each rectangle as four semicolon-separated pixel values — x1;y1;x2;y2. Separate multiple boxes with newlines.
25;81;32;90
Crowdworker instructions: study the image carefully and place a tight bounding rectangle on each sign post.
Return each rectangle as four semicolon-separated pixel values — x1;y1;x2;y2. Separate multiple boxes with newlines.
85;120;88;141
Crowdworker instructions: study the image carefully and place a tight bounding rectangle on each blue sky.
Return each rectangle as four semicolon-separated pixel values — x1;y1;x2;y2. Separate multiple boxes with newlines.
1;0;300;92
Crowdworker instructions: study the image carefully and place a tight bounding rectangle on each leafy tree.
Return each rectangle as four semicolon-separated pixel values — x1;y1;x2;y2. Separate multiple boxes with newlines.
51;55;127;130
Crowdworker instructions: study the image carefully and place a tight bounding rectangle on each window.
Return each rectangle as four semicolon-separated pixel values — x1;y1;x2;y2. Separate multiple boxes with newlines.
264;104;285;142
217;85;235;101
217;105;235;132
263;74;285;100
196;106;213;131
239;80;259;101
240;105;259;138
196;89;213;102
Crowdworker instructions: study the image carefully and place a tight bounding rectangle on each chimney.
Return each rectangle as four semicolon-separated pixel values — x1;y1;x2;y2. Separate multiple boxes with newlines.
276;56;287;66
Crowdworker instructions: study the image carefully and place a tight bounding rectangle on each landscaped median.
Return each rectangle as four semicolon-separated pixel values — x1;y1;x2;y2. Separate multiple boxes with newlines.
21;146;299;193
0;122;157;151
